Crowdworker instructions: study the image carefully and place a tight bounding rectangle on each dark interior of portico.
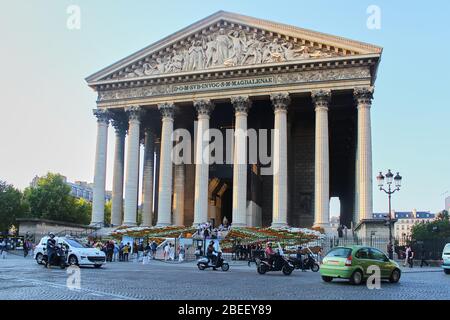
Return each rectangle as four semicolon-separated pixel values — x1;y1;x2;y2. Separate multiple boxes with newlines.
142;90;357;228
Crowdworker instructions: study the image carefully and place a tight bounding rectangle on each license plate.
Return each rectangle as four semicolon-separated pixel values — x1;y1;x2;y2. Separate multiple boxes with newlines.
328;260;340;265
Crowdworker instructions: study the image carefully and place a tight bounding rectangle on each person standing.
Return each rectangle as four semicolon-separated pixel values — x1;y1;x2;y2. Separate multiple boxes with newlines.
151;241;157;259
343;225;348;240
163;243;170;261
178;245;185;262
113;242;119;262
123;243;130;262
169;243;175;261
387;242;394;260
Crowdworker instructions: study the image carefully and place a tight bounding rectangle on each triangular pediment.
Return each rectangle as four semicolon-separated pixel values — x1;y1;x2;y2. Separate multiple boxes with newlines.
86;11;382;84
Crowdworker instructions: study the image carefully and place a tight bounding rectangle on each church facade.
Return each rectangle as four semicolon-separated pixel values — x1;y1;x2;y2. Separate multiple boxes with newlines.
85;11;382;230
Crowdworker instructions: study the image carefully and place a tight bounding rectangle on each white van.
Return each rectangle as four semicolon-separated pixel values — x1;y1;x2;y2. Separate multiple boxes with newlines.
34;236;105;268
442;243;450;274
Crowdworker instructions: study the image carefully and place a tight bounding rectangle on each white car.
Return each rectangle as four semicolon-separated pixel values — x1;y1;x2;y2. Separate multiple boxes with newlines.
442;243;450;274
34;236;106;268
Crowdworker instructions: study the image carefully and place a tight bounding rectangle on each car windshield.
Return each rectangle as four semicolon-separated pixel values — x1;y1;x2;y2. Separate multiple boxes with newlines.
326;247;352;258
64;239;86;248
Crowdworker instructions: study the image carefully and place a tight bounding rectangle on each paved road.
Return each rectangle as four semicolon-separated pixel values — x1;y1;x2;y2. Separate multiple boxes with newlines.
0;255;449;300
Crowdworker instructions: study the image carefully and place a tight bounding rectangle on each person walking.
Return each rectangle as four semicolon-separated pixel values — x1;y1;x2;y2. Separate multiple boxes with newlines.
343;225;348;240
407;246;414;268
420;247;429;268
403;245;411;267
119;243;124;262
0;239;7;259
169;243;175;261
113;242;119;262
178;245;185;262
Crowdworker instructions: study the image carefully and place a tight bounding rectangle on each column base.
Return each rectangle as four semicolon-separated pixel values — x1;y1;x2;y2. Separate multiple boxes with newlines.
121;222;137;227
271;222;289;228
89;222;104;228
313;222;332;234
156;223;171;227
231;222;247;228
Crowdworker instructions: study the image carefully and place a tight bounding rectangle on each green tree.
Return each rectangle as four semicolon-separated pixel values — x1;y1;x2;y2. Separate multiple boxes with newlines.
0;181;27;233
411;210;450;240
23;173;90;224
104;200;111;225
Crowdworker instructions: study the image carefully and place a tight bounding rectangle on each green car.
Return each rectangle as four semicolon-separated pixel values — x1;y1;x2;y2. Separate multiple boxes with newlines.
320;246;401;285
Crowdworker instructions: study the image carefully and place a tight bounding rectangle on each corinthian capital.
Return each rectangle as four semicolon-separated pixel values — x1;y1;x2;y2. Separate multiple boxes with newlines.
125;105;143;122
231;96;252;115
270;92;290;112
158;102;175;119
194;99;215;117
354;86;374;106
311;89;331;110
111;114;128;135
93;108;110;124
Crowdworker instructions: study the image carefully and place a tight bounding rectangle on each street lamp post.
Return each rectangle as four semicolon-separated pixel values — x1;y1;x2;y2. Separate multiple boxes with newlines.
376;169;402;259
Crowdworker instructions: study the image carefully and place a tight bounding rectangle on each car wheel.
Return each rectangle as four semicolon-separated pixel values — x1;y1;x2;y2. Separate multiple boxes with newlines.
322;276;333;282
311;263;320;272
221;263;230;272
257;264;268;275
94;264;102;269
350;270;363;285
444;269;450;275
389;268;401;283
68;255;78;266
36;253;43;265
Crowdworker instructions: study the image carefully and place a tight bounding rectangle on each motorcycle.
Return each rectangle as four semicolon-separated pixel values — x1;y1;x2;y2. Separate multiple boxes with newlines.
43;244;67;269
290;250;320;272
256;253;294;276
197;252;230;271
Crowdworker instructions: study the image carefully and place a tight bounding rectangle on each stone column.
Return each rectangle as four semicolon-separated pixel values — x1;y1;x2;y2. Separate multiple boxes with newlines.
123;106;142;226
157;103;175;226
270;93;290;228
173;164;185;226
141;128;155;227
355;87;374;221
193;99;214;226
312;89;331;229
110;117;127;226
91;109;110;226
231;96;251;227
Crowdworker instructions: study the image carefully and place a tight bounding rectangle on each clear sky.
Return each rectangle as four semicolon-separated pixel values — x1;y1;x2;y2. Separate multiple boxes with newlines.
0;0;449;215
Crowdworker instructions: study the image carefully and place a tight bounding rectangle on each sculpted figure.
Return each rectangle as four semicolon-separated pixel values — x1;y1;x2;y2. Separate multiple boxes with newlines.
241;33;261;65
215;28;231;65
228;30;246;65
282;42;304;61
268;38;284;62
187;40;205;71
203;35;216;68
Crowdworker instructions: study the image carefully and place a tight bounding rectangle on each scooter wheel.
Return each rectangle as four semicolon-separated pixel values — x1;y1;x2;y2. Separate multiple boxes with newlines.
221;263;230;272
282;265;293;276
311;263;320;272
257;264;268;274
197;264;206;270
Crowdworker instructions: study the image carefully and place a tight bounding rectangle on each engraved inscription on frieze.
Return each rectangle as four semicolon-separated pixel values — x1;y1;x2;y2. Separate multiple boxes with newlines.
97;67;371;102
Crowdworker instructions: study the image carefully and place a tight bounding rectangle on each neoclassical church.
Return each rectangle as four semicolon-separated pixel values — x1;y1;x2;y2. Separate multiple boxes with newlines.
86;11;382;231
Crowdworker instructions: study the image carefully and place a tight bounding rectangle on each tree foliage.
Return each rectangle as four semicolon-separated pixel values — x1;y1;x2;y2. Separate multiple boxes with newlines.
23;173;91;225
0;181;27;233
411;210;450;240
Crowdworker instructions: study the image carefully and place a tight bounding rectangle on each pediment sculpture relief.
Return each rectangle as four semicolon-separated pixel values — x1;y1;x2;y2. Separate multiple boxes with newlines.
120;27;340;79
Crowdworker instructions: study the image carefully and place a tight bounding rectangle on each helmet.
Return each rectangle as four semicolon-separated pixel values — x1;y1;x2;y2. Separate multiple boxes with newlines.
48;232;55;238
209;240;214;245
267;242;272;247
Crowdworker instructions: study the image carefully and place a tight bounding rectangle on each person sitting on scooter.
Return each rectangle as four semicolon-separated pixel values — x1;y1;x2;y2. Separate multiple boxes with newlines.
46;232;56;267
206;241;217;265
296;246;306;271
265;242;276;268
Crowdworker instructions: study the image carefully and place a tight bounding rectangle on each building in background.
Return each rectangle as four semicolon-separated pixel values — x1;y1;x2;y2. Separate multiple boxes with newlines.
373;209;435;240
30;175;112;203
